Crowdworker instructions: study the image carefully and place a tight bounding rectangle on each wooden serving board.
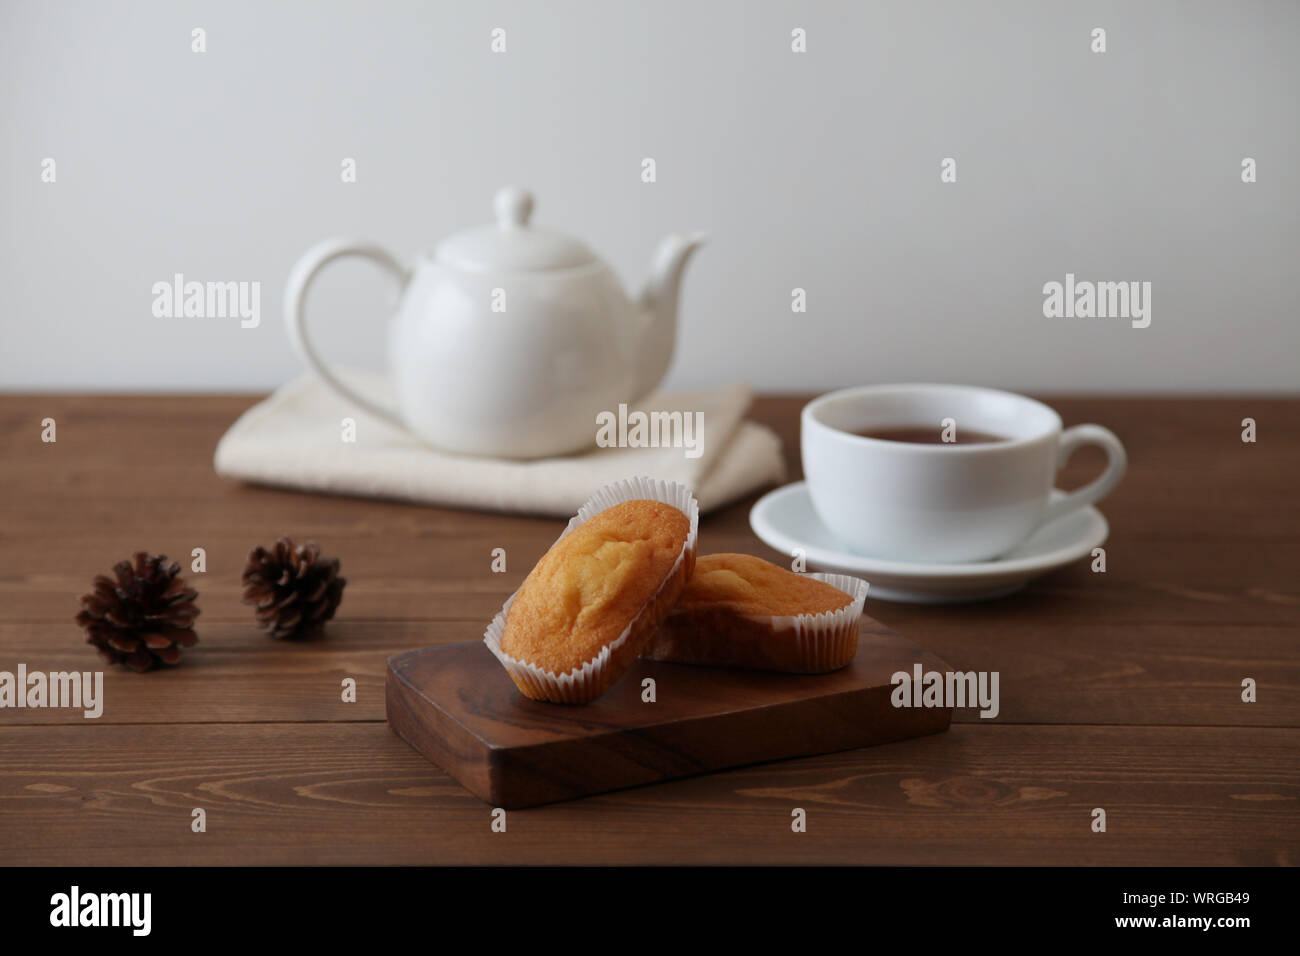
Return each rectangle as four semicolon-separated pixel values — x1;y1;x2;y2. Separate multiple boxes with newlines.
386;620;952;808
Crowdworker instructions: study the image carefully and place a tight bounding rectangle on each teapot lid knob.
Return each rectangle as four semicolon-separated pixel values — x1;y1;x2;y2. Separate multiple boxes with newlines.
494;187;534;229
434;187;596;271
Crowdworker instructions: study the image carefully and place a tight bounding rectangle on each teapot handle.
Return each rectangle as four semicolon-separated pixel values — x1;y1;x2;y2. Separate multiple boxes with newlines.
283;238;411;430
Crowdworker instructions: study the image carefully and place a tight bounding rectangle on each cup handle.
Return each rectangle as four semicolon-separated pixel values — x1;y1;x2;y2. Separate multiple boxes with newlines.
1038;424;1127;527
283;238;411;429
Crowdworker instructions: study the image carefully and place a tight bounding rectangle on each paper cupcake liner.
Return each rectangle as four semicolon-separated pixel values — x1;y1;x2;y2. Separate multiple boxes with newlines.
644;572;869;674
483;476;699;704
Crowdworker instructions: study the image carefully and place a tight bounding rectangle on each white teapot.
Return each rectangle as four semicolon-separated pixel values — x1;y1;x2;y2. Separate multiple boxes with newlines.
284;187;706;458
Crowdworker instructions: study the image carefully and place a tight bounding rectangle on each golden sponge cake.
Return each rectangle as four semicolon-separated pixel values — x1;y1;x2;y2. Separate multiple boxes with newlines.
643;553;867;674
674;553;852;617
487;479;698;703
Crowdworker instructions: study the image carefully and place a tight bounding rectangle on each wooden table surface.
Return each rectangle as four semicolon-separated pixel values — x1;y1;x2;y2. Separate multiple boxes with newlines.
1;394;1297;865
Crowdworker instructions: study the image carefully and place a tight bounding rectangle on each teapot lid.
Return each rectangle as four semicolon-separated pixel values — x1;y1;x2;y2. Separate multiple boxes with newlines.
434;187;597;272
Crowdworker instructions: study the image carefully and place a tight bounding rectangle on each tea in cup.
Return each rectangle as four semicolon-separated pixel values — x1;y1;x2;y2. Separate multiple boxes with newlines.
801;384;1127;563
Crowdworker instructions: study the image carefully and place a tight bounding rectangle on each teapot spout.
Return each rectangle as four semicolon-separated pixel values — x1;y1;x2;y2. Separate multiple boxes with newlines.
632;232;707;400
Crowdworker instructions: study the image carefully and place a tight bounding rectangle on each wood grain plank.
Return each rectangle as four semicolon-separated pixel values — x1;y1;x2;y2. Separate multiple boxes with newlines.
3;397;1298;543
2;393;1298;866
2;473;1295;538
0;528;1297;625
3;394;1297;628
1;618;1294;728
0;722;1293;866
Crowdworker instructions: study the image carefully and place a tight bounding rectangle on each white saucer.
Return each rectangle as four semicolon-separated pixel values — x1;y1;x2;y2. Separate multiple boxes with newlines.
748;482;1108;604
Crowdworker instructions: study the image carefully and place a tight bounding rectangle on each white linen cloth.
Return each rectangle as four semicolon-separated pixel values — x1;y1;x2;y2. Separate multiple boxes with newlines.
214;373;786;516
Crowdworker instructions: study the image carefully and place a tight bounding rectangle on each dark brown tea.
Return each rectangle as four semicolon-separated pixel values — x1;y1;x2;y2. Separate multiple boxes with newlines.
853;426;1009;445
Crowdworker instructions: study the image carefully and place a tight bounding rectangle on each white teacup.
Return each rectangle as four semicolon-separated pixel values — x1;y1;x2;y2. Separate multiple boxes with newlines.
801;384;1127;564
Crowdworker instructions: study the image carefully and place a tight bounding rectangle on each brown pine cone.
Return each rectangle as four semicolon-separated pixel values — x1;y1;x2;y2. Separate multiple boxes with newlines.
241;538;346;640
76;553;199;672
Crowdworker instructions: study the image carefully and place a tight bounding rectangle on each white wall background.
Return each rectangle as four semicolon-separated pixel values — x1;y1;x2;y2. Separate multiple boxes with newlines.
2;0;1296;394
